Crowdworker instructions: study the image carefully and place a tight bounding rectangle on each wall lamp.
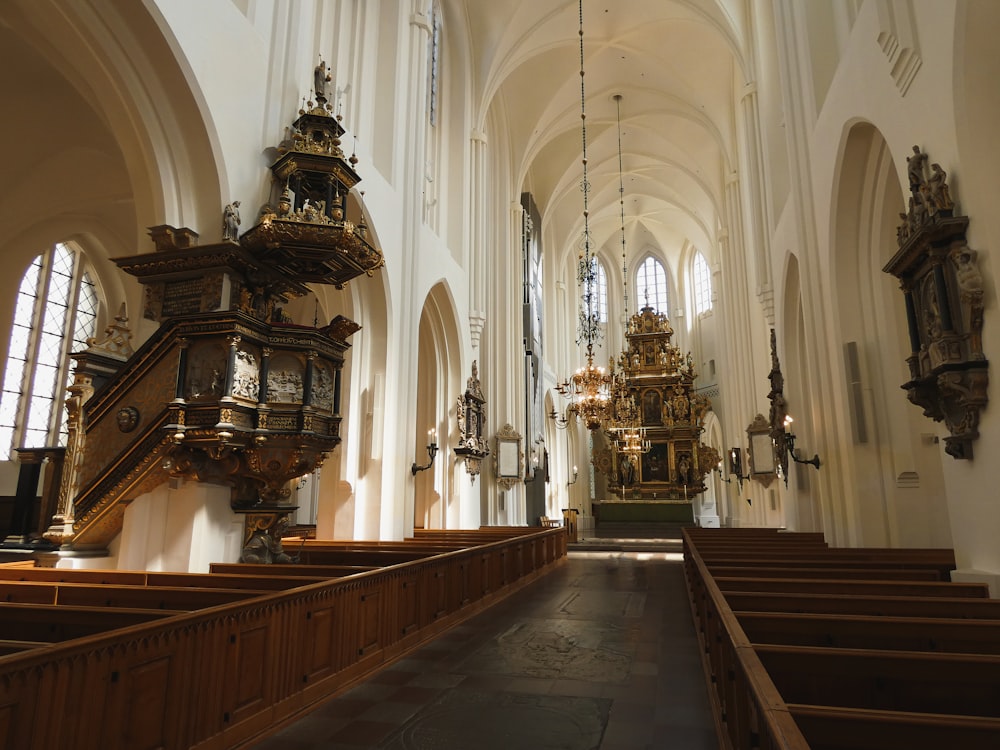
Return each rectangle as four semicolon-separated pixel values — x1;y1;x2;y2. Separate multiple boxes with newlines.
724;447;752;492
411;428;439;475
783;416;821;469
567;464;578;486
549;407;571;430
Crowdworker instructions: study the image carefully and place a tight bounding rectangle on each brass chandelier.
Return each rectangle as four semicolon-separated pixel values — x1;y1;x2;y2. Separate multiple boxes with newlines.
556;0;611;431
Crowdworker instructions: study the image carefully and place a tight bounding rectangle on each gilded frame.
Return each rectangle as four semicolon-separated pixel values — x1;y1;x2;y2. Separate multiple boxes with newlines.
494;423;523;490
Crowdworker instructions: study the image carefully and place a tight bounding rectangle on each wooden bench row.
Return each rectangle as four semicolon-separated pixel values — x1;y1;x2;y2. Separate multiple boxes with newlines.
0;527;557;651
683;528;1000;749
0;526;568;750
0;580;266;609
0;565;328;590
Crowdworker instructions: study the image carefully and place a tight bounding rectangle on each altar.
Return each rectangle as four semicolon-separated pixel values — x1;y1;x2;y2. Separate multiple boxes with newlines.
594;501;694;524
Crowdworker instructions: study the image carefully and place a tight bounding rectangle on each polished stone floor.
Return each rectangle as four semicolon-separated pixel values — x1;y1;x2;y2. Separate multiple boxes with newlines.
246;526;717;750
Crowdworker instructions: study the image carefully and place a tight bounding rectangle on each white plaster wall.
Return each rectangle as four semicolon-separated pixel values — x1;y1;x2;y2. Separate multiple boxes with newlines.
115;482;241;572
137;1;489;538
758;1;1000;582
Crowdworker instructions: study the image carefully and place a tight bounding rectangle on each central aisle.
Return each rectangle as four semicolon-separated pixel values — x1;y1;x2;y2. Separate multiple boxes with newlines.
249;536;717;749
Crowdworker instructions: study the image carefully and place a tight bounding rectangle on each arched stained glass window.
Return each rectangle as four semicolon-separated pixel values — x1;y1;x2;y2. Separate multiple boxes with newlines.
693;251;713;315
0;243;99;459
635;256;669;314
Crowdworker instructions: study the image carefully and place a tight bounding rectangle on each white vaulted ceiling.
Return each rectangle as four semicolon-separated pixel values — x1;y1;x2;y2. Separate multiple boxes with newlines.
449;0;749;275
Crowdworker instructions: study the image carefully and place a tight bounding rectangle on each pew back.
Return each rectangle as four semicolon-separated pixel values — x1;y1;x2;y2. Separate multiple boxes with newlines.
682;527;1000;750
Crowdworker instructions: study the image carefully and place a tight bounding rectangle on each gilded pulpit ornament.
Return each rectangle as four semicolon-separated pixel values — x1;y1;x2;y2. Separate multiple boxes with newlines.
884;146;988;459
240;55;384;289
85;302;135;361
455;360;489;481
116;407;140;433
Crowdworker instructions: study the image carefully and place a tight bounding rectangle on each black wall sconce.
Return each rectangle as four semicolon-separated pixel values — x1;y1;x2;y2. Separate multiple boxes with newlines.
724;447;751;491
411;428;439;475
779;416;820;488
783;416;821;469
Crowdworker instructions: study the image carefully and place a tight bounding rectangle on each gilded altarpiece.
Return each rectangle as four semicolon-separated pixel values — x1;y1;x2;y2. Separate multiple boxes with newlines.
604;304;716;502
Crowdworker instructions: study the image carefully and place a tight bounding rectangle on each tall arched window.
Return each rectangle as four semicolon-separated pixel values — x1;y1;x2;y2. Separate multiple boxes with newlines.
635;256;669;314
692;251;713;315
595;261;608;323
0;243;99;459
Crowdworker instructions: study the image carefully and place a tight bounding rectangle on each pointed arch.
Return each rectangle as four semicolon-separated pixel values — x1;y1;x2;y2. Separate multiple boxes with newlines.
2;2;224;239
829;122;950;548
413;281;464;531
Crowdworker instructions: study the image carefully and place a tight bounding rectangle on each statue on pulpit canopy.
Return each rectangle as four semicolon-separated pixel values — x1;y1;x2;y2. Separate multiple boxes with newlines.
314;59;332;102
223;200;241;241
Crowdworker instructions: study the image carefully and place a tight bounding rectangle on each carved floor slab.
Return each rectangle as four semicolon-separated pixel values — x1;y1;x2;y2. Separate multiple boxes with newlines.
382;689;610;750
460;617;634;682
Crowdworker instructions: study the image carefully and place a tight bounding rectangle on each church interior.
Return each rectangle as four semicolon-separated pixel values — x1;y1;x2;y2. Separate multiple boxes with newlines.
1;1;999;748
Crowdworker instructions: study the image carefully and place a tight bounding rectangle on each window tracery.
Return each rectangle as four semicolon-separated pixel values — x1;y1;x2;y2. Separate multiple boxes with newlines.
0;243;99;459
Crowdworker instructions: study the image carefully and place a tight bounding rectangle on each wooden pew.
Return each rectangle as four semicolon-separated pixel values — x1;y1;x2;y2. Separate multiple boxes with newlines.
210;562;376;577
0;526;568;750
0;567;147;585
756;644;1000;718
683;527;1000;749
0;639;52;655
0;602;179;642
708;565;943;581
413;527;541;536
0;566;326;591
738;611;1000;655
294;549;440;566
0;581;268;609
714;576;988;598
144;571;326;591
721;590;1000;619
788;704;1000;750
691;549;956;578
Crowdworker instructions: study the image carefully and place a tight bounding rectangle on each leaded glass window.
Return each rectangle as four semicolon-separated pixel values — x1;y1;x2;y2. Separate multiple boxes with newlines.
0;243;100;459
595;261;608;323
693;251;713;315
635;257;669;315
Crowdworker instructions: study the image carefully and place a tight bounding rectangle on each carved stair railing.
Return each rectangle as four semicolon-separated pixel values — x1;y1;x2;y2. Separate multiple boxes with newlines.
47;312;356;552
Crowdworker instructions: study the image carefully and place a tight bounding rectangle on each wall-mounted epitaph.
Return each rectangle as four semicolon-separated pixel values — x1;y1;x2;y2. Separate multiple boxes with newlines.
494;423;522;491
884;147;988;459
455;360;489;481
